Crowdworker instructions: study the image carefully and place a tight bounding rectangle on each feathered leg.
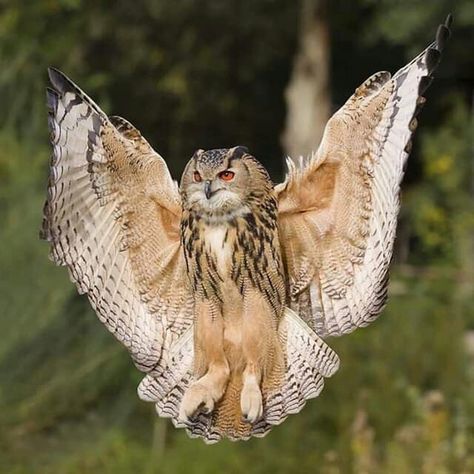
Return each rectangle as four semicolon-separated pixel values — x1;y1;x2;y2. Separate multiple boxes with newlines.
179;299;230;421
241;290;284;423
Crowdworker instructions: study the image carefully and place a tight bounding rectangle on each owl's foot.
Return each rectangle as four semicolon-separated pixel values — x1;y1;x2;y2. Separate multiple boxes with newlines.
241;374;263;423
179;370;227;422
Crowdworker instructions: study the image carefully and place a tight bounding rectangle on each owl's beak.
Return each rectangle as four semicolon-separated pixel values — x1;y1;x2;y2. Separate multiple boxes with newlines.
204;180;212;199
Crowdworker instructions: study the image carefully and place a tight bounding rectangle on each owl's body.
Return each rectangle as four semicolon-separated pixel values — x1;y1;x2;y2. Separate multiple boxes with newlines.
41;17;451;443
179;149;287;435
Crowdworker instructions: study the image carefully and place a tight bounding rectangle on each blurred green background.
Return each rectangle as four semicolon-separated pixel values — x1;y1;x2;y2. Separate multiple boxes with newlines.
1;1;473;473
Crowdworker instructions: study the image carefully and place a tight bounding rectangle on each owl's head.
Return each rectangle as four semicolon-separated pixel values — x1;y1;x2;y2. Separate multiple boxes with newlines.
180;146;272;218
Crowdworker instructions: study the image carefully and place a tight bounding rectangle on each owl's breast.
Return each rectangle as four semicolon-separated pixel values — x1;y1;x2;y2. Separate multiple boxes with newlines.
181;212;236;300
202;224;232;274
181;204;286;311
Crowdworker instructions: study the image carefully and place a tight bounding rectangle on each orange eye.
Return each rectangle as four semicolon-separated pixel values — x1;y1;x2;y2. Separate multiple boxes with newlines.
193;171;202;182
219;170;235;181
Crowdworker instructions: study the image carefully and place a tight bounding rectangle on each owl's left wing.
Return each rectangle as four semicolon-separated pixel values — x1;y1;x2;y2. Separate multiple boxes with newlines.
277;16;451;337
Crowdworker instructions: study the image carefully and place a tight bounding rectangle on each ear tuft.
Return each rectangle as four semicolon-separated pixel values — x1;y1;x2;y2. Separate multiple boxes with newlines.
192;149;205;159
230;146;249;159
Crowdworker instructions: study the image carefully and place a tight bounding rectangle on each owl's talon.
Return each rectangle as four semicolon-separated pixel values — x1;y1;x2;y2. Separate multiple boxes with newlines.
178;379;220;422
241;375;263;423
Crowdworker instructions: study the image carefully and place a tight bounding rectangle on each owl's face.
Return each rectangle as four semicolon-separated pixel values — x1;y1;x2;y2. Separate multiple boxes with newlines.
180;146;271;218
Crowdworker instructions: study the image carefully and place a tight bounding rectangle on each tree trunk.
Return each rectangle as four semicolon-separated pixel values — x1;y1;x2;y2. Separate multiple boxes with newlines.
282;0;331;159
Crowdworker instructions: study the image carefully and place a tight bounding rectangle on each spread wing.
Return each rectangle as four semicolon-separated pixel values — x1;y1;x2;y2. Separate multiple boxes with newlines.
41;68;194;374
277;16;452;337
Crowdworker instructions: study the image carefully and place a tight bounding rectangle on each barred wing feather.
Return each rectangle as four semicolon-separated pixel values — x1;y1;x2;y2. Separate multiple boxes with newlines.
41;68;193;374
277;16;451;337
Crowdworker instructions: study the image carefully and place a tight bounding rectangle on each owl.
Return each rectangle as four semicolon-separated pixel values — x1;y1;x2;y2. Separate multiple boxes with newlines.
41;17;451;443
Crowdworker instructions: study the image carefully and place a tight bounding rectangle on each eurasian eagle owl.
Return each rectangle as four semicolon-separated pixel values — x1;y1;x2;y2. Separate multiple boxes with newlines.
41;17;451;443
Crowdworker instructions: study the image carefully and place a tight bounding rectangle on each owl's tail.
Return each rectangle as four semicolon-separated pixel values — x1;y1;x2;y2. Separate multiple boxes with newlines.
137;308;340;443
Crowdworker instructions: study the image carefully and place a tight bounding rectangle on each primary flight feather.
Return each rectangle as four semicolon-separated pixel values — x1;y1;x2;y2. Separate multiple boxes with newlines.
41;16;451;443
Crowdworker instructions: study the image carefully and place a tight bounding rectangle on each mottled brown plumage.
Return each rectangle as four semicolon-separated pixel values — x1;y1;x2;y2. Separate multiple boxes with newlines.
181;149;285;311
178;148;288;437
41;16;451;443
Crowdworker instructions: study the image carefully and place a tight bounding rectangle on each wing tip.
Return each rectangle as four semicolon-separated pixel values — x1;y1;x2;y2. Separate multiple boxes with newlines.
417;15;452;95
445;13;453;29
47;67;77;95
47;67;107;119
434;13;453;52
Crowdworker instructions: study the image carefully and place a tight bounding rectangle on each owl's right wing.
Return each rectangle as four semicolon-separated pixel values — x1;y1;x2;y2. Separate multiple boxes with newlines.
276;16;451;338
41;68;194;375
